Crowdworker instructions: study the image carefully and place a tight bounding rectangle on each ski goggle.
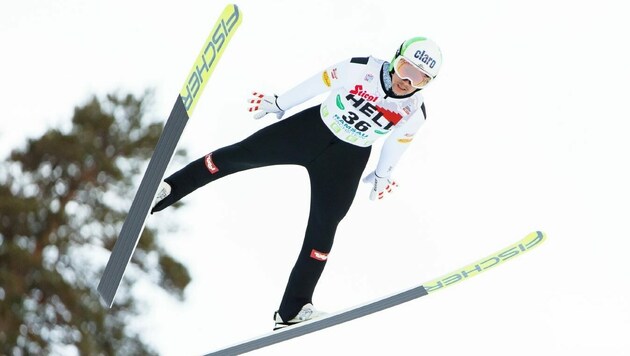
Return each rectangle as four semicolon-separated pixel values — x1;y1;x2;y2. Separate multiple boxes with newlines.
393;56;432;88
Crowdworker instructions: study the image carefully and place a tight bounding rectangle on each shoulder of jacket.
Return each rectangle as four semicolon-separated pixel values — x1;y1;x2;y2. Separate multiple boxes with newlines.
349;56;370;65
349;55;385;67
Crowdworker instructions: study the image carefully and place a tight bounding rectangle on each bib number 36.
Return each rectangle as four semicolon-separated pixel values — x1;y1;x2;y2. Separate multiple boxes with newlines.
342;111;371;132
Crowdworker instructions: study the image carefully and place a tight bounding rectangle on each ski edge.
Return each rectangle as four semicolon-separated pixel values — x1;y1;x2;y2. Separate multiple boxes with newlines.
204;231;546;355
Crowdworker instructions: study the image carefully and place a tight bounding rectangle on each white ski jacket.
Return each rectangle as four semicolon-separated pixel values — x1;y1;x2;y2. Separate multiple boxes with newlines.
276;56;427;177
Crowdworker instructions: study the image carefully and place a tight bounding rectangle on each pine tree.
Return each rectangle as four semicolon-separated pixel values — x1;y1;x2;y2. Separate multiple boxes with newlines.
0;92;190;355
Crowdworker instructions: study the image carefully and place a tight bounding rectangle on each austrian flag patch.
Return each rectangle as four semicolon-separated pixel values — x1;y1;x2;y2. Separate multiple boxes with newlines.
310;249;329;261
204;153;219;174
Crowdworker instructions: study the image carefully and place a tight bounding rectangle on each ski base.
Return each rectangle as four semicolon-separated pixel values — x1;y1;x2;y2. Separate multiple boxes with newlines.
97;4;242;307
204;231;546;355
98;97;189;307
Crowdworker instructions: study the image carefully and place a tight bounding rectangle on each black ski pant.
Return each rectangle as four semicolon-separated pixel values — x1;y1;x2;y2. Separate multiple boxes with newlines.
152;105;371;320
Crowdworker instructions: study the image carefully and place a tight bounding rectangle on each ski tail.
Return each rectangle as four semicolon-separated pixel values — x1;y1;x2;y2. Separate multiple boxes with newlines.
204;231;546;355
97;4;242;308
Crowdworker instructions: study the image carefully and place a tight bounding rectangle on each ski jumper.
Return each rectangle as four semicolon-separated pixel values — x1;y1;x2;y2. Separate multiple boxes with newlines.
152;56;427;321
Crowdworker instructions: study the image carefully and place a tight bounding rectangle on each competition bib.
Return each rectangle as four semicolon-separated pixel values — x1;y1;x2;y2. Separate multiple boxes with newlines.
320;84;413;147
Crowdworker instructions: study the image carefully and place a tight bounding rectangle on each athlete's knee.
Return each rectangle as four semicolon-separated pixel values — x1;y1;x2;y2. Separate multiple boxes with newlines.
315;200;352;226
211;143;262;171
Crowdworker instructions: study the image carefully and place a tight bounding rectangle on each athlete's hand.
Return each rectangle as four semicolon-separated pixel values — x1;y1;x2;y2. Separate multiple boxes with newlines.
363;171;398;201
248;92;285;120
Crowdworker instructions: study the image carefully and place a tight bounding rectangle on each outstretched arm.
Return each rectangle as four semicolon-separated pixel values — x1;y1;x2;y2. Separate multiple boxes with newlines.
375;112;425;176
364;109;426;200
250;60;351;119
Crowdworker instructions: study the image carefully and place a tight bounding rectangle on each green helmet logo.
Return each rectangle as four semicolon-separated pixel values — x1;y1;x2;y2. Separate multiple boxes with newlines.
390;37;443;80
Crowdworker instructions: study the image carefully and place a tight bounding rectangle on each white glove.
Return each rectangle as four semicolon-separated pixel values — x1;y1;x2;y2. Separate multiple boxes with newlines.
362;171;398;201
248;92;285;120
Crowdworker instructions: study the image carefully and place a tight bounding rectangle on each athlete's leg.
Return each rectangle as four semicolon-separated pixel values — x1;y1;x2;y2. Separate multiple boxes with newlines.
152;106;326;212
277;141;371;320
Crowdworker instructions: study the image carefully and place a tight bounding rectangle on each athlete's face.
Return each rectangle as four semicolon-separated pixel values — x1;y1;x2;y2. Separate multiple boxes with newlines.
391;72;417;96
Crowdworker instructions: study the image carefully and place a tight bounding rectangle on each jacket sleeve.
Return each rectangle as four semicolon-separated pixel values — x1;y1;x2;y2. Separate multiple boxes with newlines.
276;60;351;111
374;109;426;177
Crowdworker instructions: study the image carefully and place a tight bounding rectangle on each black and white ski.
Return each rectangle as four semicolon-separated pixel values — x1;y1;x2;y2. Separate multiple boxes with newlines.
204;231;546;355
97;4;242;307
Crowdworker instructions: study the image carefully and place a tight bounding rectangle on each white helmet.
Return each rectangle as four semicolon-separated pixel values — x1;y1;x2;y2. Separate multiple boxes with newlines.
390;37;442;81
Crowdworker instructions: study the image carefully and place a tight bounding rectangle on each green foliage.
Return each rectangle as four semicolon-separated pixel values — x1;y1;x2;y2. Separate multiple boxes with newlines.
0;92;190;355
